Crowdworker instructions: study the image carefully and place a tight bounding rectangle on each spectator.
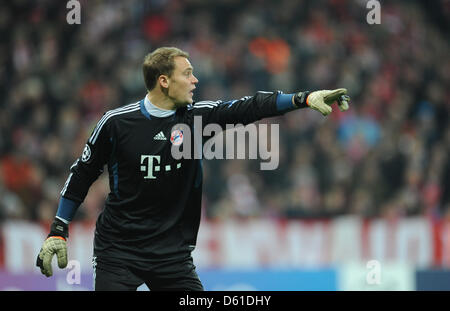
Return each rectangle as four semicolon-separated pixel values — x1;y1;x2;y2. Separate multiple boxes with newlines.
0;0;448;222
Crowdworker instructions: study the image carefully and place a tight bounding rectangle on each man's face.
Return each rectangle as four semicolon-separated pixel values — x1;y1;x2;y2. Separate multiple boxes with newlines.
166;56;198;107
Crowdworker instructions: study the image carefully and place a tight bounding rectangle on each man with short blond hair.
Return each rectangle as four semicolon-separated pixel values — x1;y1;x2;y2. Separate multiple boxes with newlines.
142;47;190;92
37;46;350;290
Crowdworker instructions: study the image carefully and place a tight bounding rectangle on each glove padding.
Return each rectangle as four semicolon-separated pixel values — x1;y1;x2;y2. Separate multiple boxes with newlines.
36;236;68;277
306;88;350;116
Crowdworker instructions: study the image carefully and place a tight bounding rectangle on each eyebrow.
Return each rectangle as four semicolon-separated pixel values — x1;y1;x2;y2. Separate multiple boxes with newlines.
183;67;193;72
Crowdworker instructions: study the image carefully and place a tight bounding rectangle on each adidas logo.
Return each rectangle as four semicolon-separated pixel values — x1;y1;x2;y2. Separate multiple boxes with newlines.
153;131;167;141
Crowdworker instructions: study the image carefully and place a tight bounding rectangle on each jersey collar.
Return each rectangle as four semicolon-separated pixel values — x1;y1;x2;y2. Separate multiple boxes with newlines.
142;95;176;119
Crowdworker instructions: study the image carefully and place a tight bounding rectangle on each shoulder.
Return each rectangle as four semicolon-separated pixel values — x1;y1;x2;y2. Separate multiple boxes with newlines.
98;101;141;125
103;101;142;120
190;100;223;110
88;101;141;143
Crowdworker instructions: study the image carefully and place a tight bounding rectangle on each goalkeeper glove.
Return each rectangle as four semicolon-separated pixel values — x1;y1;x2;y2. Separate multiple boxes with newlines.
36;218;68;277
294;88;350;116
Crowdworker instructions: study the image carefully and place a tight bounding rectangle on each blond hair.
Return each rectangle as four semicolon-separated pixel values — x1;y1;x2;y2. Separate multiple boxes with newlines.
142;47;189;91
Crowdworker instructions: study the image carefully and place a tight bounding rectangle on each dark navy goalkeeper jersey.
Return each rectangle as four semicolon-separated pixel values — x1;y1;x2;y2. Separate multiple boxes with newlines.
60;91;298;267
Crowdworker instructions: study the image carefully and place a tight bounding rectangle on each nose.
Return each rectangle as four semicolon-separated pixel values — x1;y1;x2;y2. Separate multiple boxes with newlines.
192;74;199;84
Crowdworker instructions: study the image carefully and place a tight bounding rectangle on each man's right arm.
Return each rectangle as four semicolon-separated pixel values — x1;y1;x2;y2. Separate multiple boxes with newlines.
36;113;113;277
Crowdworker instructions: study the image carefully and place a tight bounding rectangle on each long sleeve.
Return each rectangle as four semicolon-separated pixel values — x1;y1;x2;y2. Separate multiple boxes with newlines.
60;112;113;204
191;91;298;127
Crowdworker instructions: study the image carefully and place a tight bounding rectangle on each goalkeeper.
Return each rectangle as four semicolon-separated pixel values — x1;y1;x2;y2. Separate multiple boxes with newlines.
36;47;350;290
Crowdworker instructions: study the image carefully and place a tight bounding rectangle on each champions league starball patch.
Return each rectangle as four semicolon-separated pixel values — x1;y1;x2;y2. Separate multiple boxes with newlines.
170;130;183;146
81;144;91;162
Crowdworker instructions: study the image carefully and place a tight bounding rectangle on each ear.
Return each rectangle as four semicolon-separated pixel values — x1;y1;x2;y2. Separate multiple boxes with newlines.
158;75;170;89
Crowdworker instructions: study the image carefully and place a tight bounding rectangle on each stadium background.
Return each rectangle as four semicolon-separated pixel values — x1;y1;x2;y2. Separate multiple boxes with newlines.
0;0;449;290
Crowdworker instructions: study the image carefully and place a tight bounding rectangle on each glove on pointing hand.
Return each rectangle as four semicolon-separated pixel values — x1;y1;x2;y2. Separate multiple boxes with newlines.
305;88;350;116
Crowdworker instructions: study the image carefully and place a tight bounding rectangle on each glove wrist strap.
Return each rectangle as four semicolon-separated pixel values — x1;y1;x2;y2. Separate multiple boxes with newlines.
294;91;311;109
48;218;69;240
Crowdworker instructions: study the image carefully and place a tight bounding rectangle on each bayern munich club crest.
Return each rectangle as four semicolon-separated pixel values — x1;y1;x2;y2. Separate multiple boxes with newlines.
170;129;183;146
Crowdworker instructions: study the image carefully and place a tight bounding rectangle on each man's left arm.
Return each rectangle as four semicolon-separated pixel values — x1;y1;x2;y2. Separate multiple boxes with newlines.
192;89;350;127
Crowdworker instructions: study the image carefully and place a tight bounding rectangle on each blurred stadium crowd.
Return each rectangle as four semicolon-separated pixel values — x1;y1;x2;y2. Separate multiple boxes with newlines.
0;0;449;222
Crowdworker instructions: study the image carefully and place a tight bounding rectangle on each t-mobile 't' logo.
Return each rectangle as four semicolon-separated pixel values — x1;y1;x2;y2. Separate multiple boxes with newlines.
140;155;181;179
140;155;160;179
